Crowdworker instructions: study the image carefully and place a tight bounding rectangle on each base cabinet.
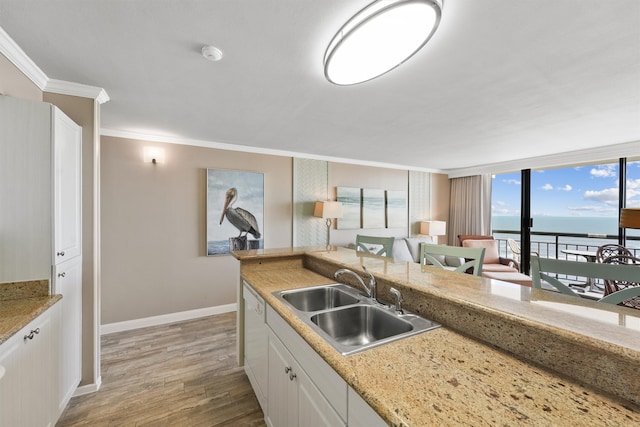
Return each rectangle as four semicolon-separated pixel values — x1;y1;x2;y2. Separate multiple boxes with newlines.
54;256;82;415
242;281;389;426
267;328;345;427
0;303;61;427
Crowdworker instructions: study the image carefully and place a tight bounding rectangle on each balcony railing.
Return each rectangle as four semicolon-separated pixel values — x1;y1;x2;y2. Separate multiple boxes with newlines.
491;229;640;299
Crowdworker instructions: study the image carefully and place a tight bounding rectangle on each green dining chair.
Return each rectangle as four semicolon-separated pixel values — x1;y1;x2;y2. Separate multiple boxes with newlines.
420;243;485;276
531;255;640;308
355;235;395;259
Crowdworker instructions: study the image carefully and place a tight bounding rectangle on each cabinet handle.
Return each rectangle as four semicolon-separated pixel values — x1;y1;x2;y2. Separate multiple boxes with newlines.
289;372;297;381
57;251;65;257
23;328;40;342
58;272;66;278
284;366;292;374
255;304;262;315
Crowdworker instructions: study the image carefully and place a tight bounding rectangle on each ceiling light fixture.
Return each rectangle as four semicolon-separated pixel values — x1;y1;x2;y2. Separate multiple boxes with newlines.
324;0;443;85
201;45;223;61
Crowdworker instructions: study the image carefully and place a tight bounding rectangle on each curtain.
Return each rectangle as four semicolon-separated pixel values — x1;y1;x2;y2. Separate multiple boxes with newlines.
448;174;492;245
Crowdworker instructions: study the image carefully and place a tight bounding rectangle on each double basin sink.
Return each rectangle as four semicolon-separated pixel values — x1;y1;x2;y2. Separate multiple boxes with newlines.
274;283;440;355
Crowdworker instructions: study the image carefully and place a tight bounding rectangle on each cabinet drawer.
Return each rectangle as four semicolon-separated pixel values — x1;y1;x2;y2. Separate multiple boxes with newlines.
266;305;347;420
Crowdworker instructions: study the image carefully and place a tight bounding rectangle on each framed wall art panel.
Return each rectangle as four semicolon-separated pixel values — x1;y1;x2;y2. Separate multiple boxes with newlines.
206;168;264;255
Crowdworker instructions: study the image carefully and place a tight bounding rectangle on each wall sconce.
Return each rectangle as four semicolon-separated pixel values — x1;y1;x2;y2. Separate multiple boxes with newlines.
314;201;343;246
143;147;165;164
419;220;446;244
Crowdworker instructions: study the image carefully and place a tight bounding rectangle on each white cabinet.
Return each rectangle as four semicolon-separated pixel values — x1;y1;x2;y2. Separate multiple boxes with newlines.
243;282;268;412
0;95;82;421
267;328;345;427
242;281;387;426
266;305;346;427
53;107;82;263
54;256;82;414
0;303;61;427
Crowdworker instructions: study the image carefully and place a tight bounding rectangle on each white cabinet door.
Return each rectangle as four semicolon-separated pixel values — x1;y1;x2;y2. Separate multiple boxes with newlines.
267;328;345;427
267;329;298;427
0;303;60;427
54;256;82;414
243;283;268;411
298;371;346;427
53;107;82;263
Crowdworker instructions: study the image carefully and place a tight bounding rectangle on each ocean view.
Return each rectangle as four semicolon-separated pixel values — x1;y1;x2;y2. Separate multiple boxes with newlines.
491;216;639;257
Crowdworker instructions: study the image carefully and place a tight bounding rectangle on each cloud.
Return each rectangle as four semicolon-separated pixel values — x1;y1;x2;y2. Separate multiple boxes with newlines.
541;183;553;190
558;184;572;191
495;201;506;206
584;188;618;206
503;179;521;185
590;165;616;178
627;178;640;190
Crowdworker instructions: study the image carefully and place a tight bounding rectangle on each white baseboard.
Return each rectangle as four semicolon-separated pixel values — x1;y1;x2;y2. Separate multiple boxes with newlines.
73;376;102;396
100;304;237;335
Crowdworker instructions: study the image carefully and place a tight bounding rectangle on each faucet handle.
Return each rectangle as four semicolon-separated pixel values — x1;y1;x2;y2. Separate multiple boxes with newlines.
390;287;403;314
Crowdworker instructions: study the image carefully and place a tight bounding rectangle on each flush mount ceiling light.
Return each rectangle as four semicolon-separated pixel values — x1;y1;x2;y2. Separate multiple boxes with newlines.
201;45;223;61
324;0;443;85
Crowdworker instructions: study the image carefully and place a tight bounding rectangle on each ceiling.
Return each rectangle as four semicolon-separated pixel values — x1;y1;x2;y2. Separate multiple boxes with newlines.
1;0;639;174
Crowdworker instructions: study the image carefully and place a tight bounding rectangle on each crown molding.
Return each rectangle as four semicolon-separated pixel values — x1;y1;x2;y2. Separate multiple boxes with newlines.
0;24;109;103
45;79;110;104
0;25;48;89
446;139;640;178
100;128;442;173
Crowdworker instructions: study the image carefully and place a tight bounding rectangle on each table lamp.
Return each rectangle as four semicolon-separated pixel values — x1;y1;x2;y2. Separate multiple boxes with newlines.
314;201;343;246
419;220;446;244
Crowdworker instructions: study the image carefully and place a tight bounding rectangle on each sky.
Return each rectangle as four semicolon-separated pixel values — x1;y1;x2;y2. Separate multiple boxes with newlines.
492;162;640;218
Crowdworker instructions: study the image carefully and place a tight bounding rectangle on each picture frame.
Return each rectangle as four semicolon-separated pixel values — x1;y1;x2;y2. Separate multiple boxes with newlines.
336;186;361;229
206;168;264;256
386;190;408;228
362;188;385;228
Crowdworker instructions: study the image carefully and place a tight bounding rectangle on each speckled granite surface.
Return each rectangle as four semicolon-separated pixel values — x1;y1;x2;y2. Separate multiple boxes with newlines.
235;247;640;426
0;280;61;345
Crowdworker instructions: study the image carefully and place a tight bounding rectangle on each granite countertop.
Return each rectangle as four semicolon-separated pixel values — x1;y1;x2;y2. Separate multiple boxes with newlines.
0;280;61;346
236;247;640;426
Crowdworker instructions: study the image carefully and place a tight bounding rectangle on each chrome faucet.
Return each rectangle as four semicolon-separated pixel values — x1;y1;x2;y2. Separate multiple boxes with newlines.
390;287;403;314
334;266;377;300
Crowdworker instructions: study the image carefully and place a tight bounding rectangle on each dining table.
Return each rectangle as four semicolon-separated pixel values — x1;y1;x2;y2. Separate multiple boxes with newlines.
560;249;602;292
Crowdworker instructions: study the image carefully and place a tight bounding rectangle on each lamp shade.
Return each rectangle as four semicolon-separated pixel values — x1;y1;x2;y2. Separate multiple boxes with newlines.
420;220;446;236
620;208;640;229
314;201;343;219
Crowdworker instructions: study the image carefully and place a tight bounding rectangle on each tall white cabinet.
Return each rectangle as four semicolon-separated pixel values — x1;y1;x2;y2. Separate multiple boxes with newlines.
52;105;83;415
0;95;83;424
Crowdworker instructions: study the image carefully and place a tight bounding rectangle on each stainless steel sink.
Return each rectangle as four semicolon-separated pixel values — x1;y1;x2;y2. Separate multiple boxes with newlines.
311;305;412;345
274;284;441;355
281;284;361;312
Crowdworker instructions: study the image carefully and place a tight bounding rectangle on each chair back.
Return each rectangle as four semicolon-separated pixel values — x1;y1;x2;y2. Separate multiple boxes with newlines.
531;255;640;305
420;243;485;276
507;239;521;261
355;235;395;258
600;255;640;309
595;244;632;263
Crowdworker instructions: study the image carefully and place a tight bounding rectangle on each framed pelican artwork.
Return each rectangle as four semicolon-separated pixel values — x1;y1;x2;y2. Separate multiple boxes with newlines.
206;169;264;256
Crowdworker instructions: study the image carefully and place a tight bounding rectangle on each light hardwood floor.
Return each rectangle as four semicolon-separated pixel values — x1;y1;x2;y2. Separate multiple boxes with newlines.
57;312;266;426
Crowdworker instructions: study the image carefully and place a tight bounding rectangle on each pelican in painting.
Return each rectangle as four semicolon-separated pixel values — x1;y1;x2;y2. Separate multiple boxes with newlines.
219;187;261;239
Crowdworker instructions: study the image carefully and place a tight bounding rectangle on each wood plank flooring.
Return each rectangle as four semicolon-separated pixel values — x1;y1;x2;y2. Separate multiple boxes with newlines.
56;312;266;427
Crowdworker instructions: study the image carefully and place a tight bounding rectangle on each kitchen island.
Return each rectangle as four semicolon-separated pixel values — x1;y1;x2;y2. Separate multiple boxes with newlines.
233;246;640;426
